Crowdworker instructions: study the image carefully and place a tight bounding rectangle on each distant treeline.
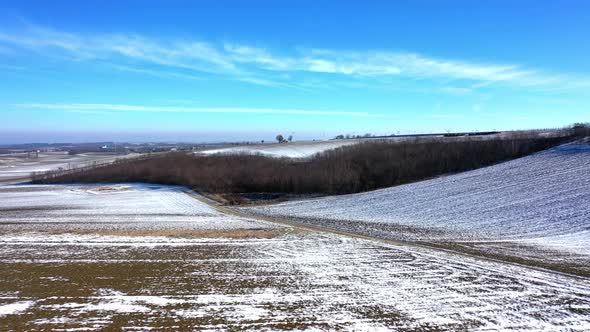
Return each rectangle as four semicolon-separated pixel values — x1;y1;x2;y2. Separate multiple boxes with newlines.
32;129;583;196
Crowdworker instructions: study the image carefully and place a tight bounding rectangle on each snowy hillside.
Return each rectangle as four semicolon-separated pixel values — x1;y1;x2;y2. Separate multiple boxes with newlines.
0;184;277;233
245;142;590;263
0;152;140;182
199;140;357;158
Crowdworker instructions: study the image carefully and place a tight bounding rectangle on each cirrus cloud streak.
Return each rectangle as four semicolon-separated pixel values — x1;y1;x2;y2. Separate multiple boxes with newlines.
14;103;381;117
1;22;589;91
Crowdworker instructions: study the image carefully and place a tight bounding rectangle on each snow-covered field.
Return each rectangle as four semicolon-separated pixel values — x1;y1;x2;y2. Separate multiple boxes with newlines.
197;132;562;159
1;231;589;331
0;152;140;182
199;140;358;158
1;152;589;330
244;142;590;273
0;184;277;235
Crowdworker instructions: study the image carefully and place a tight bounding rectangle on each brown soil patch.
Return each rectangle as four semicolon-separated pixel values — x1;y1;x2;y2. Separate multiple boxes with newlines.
0;227;293;239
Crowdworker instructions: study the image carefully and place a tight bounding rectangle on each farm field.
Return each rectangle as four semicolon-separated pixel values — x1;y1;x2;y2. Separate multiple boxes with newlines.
1;184;589;331
3;1;589;330
0;152;140;183
0;184;279;237
244;142;590;275
196;132;554;159
199;140;358;158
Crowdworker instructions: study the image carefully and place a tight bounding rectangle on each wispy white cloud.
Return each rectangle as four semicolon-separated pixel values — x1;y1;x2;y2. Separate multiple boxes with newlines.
222;45;584;88
2;22;589;91
224;43;294;70
0;26;82;54
96;34;238;74
15;103;380;117
108;64;205;81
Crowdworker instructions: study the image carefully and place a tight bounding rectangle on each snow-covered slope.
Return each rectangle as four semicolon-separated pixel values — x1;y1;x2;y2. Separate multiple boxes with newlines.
0;184;277;233
199;140;357;158
0;152;140;182
245;142;590;256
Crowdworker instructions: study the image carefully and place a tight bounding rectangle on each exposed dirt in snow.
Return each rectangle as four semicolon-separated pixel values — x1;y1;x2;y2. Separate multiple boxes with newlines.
1;181;589;330
1;232;589;331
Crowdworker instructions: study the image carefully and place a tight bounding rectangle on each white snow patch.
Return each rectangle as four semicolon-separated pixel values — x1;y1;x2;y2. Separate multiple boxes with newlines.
0;301;35;316
0;183;279;233
0;152;141;181
199;140;358;159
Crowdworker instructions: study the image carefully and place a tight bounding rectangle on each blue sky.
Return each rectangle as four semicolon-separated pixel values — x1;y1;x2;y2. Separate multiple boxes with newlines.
1;0;589;143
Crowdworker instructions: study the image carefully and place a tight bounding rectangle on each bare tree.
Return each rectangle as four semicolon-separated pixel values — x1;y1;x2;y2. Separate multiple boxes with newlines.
573;123;590;137
35;134;569;195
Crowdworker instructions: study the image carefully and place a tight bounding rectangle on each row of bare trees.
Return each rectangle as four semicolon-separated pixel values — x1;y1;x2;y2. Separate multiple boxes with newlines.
33;131;578;195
